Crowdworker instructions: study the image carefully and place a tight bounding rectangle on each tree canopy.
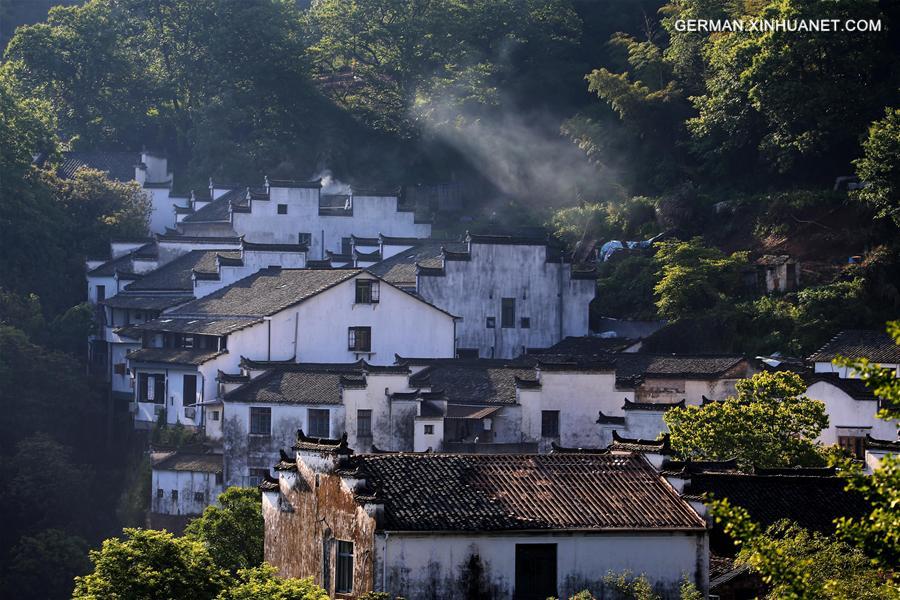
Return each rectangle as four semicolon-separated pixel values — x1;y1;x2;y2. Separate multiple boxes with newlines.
664;370;829;468
185;487;265;573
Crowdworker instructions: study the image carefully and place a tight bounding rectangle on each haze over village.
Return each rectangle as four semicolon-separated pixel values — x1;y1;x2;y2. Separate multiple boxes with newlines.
1;1;899;599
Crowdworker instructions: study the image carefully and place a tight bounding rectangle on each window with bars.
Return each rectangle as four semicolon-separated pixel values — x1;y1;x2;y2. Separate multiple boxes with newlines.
348;327;372;352
424;424;434;435
501;298;516;328
335;540;354;593
139;373;165;404
355;279;380;304
277;204;288;214
357;409;372;438
309;409;330;438
194;492;205;502
249;407;271;435
171;489;178;501
541;410;560;438
298;232;312;246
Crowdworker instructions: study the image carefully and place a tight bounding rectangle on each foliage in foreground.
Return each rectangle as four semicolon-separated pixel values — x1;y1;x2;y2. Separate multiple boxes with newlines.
710;504;898;600
72;528;326;600
185;487;265;573
665;371;828;468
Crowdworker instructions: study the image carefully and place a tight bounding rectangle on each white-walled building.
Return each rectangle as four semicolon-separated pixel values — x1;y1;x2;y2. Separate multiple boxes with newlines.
60;150;191;233
262;441;708;599
802;329;900;457
171;180;432;258
369;234;598;359
126;268;457;429
149;446;223;532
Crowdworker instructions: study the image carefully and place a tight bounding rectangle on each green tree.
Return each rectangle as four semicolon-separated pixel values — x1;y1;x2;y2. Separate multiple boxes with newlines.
665;371;828;468
854;108;900;227
73;528;229;600
185;487;264;573
653;237;748;321
830;321;900;567
594;254;658;320
216;565;329;600
4;529;91;600
709;504;898;600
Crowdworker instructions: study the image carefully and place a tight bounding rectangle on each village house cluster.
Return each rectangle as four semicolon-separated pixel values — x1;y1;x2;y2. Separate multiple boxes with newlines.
72;152;899;599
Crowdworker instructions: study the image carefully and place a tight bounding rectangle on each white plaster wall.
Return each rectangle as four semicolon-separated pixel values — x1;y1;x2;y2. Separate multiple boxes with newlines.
151;468;222;515
343;374;418;451
87;276;118;305
289;275;455;365
157;239;242;264
519;372;631;451
416;243;592;358
376;531;706;599
806;381;897;445
111;341;139;393
222;401;345;486
233;188;430;257
413;417;444;452
146;187;189;234
814;361;900;378
192;250;307;298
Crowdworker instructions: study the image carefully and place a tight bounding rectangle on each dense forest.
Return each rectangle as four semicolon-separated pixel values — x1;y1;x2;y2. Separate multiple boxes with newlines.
1;0;899;597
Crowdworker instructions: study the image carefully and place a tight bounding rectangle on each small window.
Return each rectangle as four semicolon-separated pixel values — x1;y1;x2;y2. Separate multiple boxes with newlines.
249;407;271;435
171;489;178;500
96;285;106;302
486;317;496;329
277;203;288;214
183;374;197;405
181;335;194;349
249;468;269;486
134;311;143;320
298;232;312;246
541;410;560;438
194;491;205;502
521;317;531;329
355;279;380;304
501;298;516;328
215;472;223;485
838;435;865;459
358;409;372;437
348;326;372;352
336;540;354;594
211;410;220;421
157;488;164;498
424;424;434;435
341;237;352;254
309;409;330;438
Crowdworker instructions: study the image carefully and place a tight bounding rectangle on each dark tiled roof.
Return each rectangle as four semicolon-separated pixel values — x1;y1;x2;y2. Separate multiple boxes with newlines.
755;254;792;266
402;359;536;405
866;434;900;451
125;250;239;291
366;239;465;286
805;372;877;401
166;268;360;317
614;354;747;384
224;364;368;405
294;430;353;454
683;472;868;534
269;178;322;189
609;431;674;454
87;243;158;277
623;398;685;411
808;330;900;364
133;317;261;336
217;370;250;384
182;188;243;222
531;336;635;355
103;294;193;311
127;347;226;366
344;453;705;531
152;451;223;473
58;151;141;182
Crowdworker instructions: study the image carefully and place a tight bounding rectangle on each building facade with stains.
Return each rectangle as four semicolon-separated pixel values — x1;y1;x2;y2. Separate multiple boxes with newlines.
261;434;708;599
126;268;457;429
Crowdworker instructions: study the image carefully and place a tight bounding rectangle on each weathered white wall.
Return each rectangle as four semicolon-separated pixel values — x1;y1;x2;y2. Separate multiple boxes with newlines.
151;468;222;515
288;275;455;365
375;531;707;599
806;380;897;445
232;187;430;257
416;242;594;358
814;361;900;378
